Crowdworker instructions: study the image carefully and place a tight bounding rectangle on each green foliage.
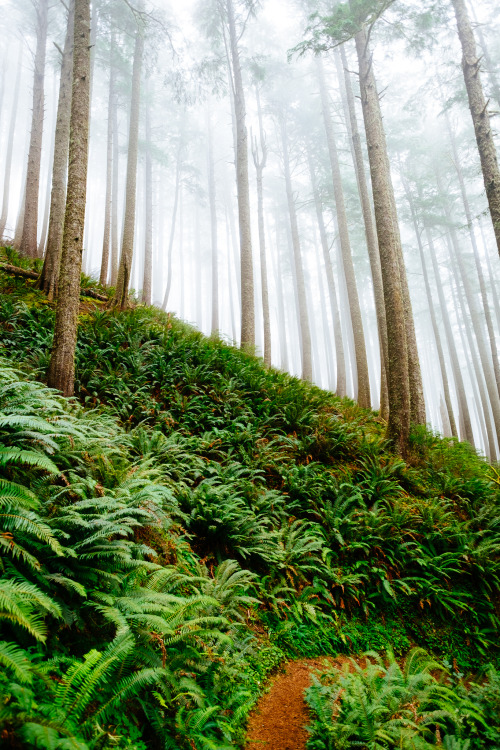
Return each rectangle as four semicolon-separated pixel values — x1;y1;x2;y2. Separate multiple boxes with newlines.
305;650;500;749
0;273;499;747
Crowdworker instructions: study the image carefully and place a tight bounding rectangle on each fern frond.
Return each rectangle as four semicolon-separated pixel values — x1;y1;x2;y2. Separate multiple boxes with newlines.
0;639;32;683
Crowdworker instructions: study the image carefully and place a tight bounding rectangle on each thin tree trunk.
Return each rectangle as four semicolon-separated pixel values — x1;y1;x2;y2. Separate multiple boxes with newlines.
142;89;153;306
113;26;144;308
226;0;254;349
0;41;23;240
449;244;496;461
424;225;474;445
252;88;271;366
317;57;370;408
402;174;457;437
161;143;182;311
39;0;74;298
307;152;346;396
47;0;90;396
335;46;388;417
445;113;500;395
37;75;57;259
207;105;219;333
437;169;500;448
451;0;500;256
100;44;115;287
271;210;288;372
280;117;312;382
13;131;29;250
19;0;49;259
468;3;500;108
110;76;119;287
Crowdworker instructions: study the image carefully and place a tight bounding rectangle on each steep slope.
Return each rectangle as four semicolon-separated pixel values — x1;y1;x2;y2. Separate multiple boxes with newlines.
0;257;499;749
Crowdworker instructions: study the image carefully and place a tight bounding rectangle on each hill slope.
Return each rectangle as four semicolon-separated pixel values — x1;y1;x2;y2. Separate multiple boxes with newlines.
0;259;499;749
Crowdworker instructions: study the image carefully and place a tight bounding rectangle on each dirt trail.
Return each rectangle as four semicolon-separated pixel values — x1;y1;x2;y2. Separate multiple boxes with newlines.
245;656;347;750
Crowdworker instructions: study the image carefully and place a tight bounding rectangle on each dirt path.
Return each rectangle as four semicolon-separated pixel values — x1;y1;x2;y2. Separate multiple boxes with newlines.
245;657;346;750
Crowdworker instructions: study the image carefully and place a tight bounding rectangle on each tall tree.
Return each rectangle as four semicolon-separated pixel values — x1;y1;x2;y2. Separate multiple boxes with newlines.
207;104;219;334
47;0;91;396
142;88;153;306
335;46;389;418
317;57;371;408
19;0;49;259
280;115;312;382
225;0;255;349
100;37;116;287
0;41;23;239
451;0;500;257
38;0;75;299
113;20;145;309
251;86;271;366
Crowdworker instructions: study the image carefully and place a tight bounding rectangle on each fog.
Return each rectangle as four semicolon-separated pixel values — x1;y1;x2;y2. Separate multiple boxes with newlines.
1;0;499;457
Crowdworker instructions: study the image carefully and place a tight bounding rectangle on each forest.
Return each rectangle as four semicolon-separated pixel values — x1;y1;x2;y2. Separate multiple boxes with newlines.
0;0;500;748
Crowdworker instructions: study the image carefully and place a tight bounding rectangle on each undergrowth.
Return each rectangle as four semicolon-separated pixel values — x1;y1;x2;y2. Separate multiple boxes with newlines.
0;254;499;748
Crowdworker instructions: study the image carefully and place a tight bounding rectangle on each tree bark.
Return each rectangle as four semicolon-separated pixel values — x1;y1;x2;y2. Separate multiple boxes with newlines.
226;0;254;349
335;46;388;417
113;26;144;309
110;73;119;287
100;42;115;287
252;87;271;366
451;0;500;257
0;41;23;240
38;0;74;299
47;0;90;397
317;57;370;408
353;29;411;452
280;116;312;382
19;0;49;259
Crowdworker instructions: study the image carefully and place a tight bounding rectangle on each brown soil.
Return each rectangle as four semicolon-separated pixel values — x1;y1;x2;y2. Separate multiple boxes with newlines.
245;656;350;750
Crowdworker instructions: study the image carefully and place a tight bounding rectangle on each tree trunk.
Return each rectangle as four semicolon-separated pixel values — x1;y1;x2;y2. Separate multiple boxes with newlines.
467;1;500;109
280;116;312;382
142;90;153;306
335;46;388;417
37;75;58;259
110;75;119;287
402;174;458;437
19;0;49;259
0;41;23;240
317;57;370;408
445;113;500;396
113;26;144;309
226;0;254;349
424;225;474;445
451;0;500;257
161;142;182;311
307;151;346;396
207;105;219;334
47;0;90;397
352;28;411;453
271;210;288;372
252;87;271;366
38;0;74;299
436;169;500;448
100;44;115;287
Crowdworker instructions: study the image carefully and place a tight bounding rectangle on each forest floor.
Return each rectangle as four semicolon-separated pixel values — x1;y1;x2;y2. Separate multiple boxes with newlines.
244;656;349;750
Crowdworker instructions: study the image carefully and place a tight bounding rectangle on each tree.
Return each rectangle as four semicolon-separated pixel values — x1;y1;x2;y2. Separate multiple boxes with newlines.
38;0;75;299
0;41;23;240
19;0;49;259
113;19;145;309
47;0;91;396
251;86;271;366
451;0;500;257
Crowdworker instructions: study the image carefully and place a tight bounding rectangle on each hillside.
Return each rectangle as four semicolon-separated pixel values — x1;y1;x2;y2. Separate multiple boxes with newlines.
0;259;499;749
